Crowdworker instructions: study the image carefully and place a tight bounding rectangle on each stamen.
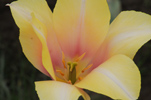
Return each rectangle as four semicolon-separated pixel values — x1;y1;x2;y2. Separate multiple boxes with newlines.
75;52;86;62
78;77;83;81
82;64;93;73
56;70;64;76
56;70;69;82
62;60;66;69
62;52;67;69
68;80;72;84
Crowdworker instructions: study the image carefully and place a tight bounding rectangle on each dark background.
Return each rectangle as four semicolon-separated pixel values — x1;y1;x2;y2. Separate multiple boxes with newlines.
0;0;151;100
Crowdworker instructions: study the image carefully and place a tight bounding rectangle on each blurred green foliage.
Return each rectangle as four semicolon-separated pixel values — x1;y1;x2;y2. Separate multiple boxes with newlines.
0;0;151;100
108;0;121;22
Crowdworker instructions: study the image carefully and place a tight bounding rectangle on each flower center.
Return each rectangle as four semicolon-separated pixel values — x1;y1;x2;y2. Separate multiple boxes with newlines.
56;52;92;84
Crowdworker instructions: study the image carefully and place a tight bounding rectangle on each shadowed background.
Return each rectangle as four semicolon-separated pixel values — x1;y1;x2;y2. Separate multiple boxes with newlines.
0;0;151;100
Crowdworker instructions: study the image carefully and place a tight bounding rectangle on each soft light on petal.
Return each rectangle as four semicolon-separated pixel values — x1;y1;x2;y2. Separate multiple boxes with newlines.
8;0;53;76
9;0;149;100
75;55;141;100
19;27;50;76
8;0;62;77
53;0;110;58
35;81;90;100
106;11;151;59
9;0;53;26
31;14;56;80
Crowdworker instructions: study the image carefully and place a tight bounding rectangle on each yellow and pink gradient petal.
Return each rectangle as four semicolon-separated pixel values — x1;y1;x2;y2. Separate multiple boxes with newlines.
53;0;110;59
90;11;151;71
8;0;151;100
8;0;62;78
7;0;53;76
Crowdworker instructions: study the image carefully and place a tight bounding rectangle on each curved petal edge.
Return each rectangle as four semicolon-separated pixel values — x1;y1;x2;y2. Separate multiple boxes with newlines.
75;54;141;100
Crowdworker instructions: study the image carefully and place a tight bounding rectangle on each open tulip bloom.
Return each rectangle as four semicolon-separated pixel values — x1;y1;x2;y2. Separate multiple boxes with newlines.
8;0;151;100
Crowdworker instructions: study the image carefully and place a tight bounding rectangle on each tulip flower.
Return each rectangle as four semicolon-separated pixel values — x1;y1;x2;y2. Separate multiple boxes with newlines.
8;0;151;100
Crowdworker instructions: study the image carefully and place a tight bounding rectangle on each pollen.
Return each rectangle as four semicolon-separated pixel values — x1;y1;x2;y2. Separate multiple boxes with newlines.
68;80;72;84
78;77;83;81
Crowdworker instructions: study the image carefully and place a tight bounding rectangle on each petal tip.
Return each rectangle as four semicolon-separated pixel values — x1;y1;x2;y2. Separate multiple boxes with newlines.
6;4;10;6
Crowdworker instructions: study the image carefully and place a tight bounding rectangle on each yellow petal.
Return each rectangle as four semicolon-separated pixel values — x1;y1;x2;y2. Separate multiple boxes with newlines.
9;0;52;27
9;0;62;76
8;0;53;76
53;0;110;58
75;55;141;100
78;88;90;100
19;26;50;76
31;14;56;80
35;81;90;100
106;11;151;59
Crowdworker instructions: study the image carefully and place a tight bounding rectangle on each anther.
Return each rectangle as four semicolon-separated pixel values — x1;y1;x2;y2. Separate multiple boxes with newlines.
82;64;93;73
56;70;64;76
75;52;86;62
78;77;83;81
68;80;72;84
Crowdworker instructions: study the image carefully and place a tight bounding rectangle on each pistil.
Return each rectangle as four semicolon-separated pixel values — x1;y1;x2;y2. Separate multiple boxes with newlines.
68;62;77;84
